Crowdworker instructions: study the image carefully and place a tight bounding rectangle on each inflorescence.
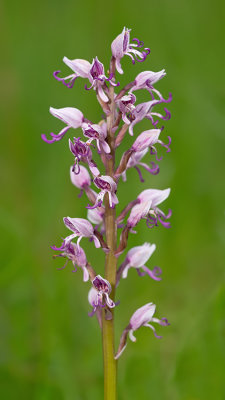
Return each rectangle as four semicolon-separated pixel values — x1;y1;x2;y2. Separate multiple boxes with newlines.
43;27;172;358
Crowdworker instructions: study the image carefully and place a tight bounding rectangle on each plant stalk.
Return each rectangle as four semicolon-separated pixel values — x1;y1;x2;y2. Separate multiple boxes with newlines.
102;57;117;400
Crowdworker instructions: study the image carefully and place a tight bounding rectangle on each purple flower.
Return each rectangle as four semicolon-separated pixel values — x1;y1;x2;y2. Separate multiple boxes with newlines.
132;129;161;152
53;58;91;88
138;188;172;229
121;243;162;281
87;176;118;209
70;165;91;189
131;70;166;92
128;100;154;136
92;275;115;309
63;217;101;249
127;188;171;228
115;303;169;359
42;107;84;143
122;149;159;182
69;137;100;176
82;122;111;154
85;57;119;102
111;27;150;74
129;303;169;339
132;128;171;162
116;93;136;124
52;241;89;281
126;97;171;136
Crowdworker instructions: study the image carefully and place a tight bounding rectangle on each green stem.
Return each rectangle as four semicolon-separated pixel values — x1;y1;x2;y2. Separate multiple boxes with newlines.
102;57;117;400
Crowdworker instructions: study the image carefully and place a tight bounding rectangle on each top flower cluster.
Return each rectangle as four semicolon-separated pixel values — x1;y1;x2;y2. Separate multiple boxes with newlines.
43;27;172;357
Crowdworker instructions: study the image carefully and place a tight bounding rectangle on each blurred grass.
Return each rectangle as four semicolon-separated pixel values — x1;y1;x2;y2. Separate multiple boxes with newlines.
0;0;225;398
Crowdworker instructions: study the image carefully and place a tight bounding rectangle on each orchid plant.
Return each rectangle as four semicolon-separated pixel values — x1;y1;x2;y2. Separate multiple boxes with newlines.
43;27;172;400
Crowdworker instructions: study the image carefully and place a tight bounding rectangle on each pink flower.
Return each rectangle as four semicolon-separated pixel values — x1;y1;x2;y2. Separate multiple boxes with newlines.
132;128;171;163
87;176;118;209
85;57;119;102
92;275;115;309
128;100;154;136
69;137;100;176
42;107;84;143
63;217;101;249
82;122;111;154
121;149;159;182
132;129;161;152
127;188;171;228
116;93;136;124
53;58;91;88
121;242;162;281
129;303;169;340
70;165;91;189
115;303;169;359
131;70;166;92
111;27;150;74
51;241;89;281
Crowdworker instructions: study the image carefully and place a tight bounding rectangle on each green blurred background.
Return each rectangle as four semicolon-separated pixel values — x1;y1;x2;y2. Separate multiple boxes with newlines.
1;0;225;398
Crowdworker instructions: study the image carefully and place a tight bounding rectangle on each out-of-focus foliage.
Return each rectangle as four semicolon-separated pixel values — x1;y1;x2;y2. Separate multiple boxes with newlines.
0;0;225;399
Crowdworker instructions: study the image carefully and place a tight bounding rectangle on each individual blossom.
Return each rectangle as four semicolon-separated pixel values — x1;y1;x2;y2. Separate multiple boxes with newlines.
122;149;159;182
117;242;162;282
116;93;136;124
127;100;154;136
138;188;172;228
82;122;111;154
115;303;170;359
132;129;161;152
87;176;118;209
62;217;101;249
42;107;84;143
129;70;172;129
127;188;171;228
52;241;89;281
127;98;171;136
53;58;91;88
85;57;119;102
92;275;116;309
132;128;171;162
69;137;100;176
116;147;159;183
130;70;166;92
111;27;150;74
